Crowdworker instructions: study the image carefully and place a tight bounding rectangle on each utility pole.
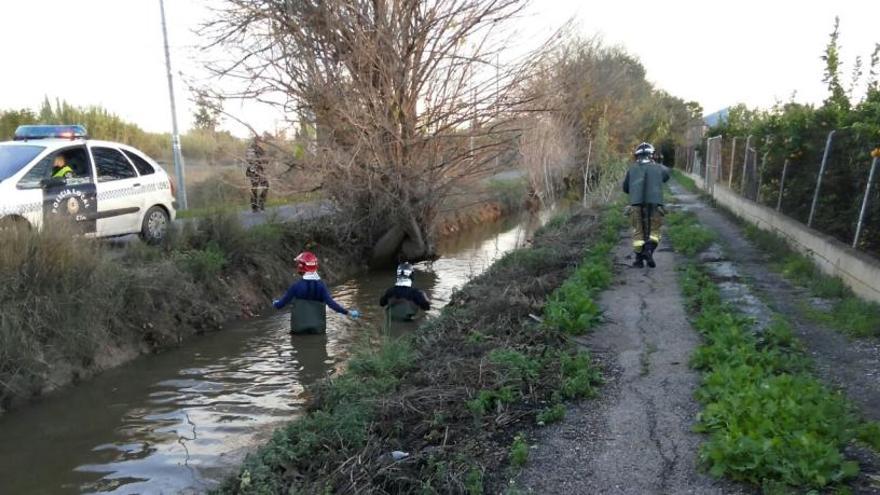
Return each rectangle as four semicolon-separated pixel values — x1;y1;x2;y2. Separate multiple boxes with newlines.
159;0;188;210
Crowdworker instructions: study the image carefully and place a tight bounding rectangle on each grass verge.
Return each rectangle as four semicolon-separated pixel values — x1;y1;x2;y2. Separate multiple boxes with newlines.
176;191;322;220
740;223;880;338
215;206;624;494
672;220;880;492
666;211;716;256
671;169;698;194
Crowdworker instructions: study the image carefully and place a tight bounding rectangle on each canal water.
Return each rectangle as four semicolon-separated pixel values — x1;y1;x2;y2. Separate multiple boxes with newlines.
0;211;549;494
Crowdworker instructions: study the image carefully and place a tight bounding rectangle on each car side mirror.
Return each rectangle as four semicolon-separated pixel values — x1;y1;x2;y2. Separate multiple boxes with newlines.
40;177;65;189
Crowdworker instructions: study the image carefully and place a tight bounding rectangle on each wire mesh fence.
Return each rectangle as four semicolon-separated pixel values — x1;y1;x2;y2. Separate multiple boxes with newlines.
698;131;880;257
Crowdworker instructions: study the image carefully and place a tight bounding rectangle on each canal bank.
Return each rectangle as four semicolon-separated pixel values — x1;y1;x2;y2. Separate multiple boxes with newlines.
0;193;522;416
0;210;547;494
215;206;613;494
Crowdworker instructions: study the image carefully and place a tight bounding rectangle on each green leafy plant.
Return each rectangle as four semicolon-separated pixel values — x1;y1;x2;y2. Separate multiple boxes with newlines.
509;433;529;468
681;263;872;490
176;243;227;281
666;211;715;256
536;403;566;425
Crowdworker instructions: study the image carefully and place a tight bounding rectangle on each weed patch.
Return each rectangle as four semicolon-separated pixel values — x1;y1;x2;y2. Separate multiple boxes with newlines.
543;209;623;336
666;211;715;256
536;403;566;425
681;263;874;490
509;433;529;469
741;224;880;338
671;169;698;194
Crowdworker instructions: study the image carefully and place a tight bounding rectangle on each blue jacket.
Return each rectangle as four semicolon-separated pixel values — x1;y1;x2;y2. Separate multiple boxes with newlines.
273;279;348;314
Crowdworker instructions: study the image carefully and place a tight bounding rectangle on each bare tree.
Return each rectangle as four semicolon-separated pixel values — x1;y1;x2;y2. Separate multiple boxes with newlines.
201;0;546;264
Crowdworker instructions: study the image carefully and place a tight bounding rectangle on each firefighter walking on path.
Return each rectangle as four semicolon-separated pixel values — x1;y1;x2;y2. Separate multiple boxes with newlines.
245;136;270;212
622;142;670;268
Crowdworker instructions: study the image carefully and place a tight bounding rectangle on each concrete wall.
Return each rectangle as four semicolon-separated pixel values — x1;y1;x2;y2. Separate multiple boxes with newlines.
684;172;880;305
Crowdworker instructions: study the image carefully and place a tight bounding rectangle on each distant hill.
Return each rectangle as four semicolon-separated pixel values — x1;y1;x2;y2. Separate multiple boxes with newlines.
703;108;729;127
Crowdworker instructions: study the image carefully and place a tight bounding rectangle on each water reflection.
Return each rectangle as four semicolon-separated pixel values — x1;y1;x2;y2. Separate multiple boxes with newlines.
0;211;547;494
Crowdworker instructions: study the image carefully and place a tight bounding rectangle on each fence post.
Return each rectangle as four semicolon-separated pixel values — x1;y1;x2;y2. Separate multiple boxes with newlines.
728;136;738;187
739;135;753;194
704;137;710;186
808;129;836;228
757;150;769;204
853;156;879;249
777;159;789;212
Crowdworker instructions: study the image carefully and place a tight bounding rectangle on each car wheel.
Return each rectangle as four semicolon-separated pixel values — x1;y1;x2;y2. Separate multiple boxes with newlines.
140;206;170;245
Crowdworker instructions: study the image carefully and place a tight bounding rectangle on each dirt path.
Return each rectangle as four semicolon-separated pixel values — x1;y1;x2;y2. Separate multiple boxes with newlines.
673;184;880;421
518;224;738;494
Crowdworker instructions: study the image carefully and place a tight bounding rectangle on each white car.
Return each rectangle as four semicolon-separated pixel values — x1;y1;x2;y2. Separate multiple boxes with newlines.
0;125;177;243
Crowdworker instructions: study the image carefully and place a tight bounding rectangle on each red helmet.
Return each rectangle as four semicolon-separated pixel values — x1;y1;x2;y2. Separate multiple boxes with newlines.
295;251;319;274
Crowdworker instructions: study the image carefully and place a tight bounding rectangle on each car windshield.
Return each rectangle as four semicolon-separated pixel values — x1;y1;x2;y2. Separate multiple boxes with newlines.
0;144;46;182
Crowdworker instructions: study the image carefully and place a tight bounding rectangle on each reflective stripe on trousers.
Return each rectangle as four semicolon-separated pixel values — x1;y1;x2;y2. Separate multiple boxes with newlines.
630;206;663;252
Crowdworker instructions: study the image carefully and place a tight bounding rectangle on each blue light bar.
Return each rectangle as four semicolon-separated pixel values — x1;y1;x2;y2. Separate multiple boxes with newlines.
13;124;89;141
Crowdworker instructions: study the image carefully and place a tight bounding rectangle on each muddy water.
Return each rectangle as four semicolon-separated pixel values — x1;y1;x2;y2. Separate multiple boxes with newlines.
0;212;549;495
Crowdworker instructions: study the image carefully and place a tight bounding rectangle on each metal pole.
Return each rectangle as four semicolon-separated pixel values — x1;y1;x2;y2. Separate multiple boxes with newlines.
159;0;187;210
757;150;769;204
728;136;738;187
704;138;711;186
808;129;836;227
853;157;879;249
777;159;789;212
739;135;753;193
582;138;592;207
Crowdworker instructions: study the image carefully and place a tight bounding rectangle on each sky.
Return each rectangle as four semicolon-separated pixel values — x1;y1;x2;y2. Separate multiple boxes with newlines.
1;0;878;137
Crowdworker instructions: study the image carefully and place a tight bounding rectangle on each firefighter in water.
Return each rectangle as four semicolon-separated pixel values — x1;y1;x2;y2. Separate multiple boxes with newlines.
379;262;431;322
623;142;670;268
245;136;270;212
273;251;360;334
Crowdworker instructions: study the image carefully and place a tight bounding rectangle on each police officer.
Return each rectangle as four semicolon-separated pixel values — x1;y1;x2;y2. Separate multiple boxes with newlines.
273;251;360;334
379;262;430;322
245;137;269;212
623;142;670;268
52;155;74;179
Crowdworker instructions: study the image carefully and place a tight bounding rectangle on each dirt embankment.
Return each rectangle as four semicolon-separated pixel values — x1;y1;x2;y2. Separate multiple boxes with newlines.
436;202;506;236
0;213;362;416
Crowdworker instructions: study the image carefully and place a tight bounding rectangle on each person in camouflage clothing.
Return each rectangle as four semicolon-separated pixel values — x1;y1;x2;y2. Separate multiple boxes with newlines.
245;136;270;212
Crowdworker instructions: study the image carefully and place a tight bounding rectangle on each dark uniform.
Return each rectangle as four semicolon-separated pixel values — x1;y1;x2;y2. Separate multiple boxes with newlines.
379;285;430;322
245;140;269;211
623;153;670;267
273;275;350;334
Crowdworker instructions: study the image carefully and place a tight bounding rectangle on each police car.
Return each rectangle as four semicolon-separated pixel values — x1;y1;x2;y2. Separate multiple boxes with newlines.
0;125;177;243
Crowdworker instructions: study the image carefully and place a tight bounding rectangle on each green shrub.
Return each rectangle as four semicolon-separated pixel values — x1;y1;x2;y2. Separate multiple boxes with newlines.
666;211;715;256
465;467;484;495
543;234;615;335
487;178;527;212
671;169;698;193
176;243;227;281
536;403;566;425
467;386;517;416
857;422;880;451
509;433;529;468
681;264;872;490
559;350;602;399
489;349;541;385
